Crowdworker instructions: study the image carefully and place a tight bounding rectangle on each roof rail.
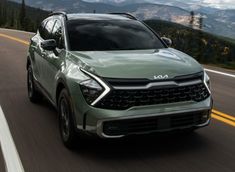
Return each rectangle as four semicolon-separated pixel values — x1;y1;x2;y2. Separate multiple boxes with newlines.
49;11;68;20
109;13;137;20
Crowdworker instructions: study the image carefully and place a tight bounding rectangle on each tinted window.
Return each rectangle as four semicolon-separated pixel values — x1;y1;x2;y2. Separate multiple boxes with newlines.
41;19;55;40
66;20;165;51
51;20;64;49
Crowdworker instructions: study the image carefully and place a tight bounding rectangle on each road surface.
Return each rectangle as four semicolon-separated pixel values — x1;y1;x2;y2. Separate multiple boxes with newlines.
0;28;234;172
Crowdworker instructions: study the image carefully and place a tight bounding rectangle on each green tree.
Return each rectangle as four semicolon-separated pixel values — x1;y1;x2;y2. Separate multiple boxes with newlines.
189;11;194;28
199;15;203;30
10;10;14;27
0;0;7;25
19;0;26;29
0;0;49;31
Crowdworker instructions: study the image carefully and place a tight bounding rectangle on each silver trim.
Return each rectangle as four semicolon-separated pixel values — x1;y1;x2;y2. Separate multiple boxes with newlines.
204;70;211;94
58;15;69;50
80;68;111;106
96;107;212;138
113;79;202;90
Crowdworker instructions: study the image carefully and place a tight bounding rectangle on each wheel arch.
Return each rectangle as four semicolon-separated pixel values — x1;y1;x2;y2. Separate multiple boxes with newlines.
56;78;79;131
56;77;74;106
56;79;67;106
26;56;31;70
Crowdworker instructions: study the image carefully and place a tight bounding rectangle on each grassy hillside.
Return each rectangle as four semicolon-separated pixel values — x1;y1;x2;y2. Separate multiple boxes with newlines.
145;19;235;69
221;37;235;44
0;0;49;32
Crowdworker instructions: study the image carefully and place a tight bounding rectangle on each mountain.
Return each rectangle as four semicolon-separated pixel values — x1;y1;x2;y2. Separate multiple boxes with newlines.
9;0;198;25
202;9;235;38
10;0;235;38
213;9;235;23
10;0;192;26
11;0;114;11
86;0;235;10
12;0;188;14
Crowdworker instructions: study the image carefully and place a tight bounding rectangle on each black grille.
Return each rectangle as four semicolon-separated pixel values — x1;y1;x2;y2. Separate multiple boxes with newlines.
96;83;210;110
103;111;210;136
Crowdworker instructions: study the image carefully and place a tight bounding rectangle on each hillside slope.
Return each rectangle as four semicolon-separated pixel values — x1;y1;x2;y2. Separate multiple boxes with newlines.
145;19;235;69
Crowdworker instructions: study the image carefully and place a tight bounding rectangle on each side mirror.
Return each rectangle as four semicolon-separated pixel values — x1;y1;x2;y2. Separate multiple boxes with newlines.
41;39;57;51
161;37;172;47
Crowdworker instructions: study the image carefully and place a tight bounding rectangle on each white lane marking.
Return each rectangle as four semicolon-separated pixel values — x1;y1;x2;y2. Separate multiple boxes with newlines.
0;28;35;35
205;68;235;78
0;106;25;172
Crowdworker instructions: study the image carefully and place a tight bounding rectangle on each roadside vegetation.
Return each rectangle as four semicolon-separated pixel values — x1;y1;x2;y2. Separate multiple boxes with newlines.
145;20;235;69
0;0;235;69
0;0;48;32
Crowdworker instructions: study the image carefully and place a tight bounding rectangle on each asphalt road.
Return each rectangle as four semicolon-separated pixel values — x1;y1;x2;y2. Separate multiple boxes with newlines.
0;28;234;172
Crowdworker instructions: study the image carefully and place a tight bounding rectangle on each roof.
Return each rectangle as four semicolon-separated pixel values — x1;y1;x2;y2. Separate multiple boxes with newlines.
67;13;132;21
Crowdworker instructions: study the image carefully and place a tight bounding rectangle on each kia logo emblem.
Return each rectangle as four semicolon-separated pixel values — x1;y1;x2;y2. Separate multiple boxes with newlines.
154;75;169;79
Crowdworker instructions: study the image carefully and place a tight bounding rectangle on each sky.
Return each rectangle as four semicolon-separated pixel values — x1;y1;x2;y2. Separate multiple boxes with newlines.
84;0;235;9
201;0;235;9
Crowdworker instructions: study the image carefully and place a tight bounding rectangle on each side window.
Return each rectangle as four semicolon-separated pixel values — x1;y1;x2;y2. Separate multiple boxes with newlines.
41;19;55;40
51;20;64;49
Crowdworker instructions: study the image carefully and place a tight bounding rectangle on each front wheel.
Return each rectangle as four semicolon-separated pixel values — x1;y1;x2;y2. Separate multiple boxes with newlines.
58;89;77;149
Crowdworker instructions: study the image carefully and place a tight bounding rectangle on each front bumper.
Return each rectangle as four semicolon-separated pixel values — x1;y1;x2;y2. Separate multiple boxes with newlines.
97;110;210;138
77;96;212;138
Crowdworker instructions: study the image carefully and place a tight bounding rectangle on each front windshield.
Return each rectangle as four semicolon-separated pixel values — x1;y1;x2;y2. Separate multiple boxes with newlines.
66;19;165;51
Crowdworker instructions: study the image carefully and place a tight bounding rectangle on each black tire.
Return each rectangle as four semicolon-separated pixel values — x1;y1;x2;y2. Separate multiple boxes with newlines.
27;66;42;103
58;89;77;149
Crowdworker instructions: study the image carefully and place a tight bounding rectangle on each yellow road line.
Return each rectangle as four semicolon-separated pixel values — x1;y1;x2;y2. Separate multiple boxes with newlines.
212;109;235;121
212;113;235;127
0;33;29;45
1;32;235;128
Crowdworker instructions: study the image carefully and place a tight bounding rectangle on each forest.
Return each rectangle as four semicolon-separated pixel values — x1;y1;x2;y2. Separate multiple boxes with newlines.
0;0;48;32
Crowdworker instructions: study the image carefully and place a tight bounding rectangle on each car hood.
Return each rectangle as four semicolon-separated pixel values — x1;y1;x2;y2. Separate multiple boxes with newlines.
70;48;203;79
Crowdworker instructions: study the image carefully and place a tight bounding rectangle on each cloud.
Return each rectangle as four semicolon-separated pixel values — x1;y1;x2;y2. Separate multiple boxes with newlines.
83;0;235;9
202;0;235;8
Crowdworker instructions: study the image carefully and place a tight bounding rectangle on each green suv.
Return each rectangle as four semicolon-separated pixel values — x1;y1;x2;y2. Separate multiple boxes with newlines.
27;12;212;148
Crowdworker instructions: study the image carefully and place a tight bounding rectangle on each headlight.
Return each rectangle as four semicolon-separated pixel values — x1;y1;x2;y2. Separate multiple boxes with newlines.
80;79;103;104
204;70;210;90
79;68;111;106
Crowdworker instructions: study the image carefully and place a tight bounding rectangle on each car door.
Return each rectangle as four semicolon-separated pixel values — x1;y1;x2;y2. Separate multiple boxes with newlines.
41;18;65;100
36;18;56;96
30;19;48;82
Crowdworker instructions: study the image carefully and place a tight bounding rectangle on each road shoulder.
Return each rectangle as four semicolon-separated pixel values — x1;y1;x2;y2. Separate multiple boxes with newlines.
0;145;6;172
203;64;235;75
